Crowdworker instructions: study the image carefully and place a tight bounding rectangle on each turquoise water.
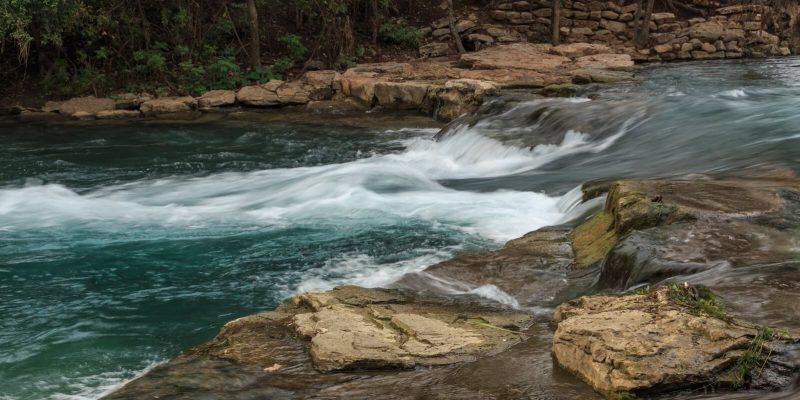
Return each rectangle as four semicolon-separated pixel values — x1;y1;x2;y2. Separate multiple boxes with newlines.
0;122;563;399
3;58;800;399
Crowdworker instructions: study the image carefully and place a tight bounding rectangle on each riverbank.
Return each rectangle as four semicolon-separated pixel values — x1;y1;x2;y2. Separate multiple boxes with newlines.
2;42;636;123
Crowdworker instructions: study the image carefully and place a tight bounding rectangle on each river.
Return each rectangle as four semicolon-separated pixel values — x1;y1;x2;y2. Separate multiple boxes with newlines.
1;58;799;399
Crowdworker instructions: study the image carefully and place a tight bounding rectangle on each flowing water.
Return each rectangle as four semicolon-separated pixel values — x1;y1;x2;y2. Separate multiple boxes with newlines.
2;58;800;399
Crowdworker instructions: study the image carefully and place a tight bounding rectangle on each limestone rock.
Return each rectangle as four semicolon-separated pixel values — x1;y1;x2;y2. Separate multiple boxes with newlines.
459;43;569;72
550;43;611;58
651;12;676;24
373;81;432;109
140;96;196;115
575;53;634;71
419;42;451;58
236;79;314;107
58;96;115;117
553;285;797;396
41;101;62;113
197;90;236;108
112;93;151;110
689;21;726;41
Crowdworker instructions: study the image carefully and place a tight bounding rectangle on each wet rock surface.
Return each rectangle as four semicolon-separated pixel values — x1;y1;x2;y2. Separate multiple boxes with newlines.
103;171;800;399
553;285;800;396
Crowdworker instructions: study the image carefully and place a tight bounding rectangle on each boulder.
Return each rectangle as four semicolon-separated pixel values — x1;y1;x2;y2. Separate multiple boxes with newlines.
459;43;569;72
373;81;432;109
139;96;196;115
236;79;313;107
236;81;282;106
197;90;236;108
553;285;798;396
41;101;62;113
575;53;634;71
112;93;151;110
419;42;451;58
600;19;626;33
58;96;115;117
653;44;673;54
433;79;499;121
651;12;676;24
550;43;611;58
103;286;534;398
689;21;725;41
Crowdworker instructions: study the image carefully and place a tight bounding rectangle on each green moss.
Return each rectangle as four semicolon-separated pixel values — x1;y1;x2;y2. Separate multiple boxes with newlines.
666;283;729;322
605;390;639;400
571;212;618;268
722;326;783;389
541;83;579;97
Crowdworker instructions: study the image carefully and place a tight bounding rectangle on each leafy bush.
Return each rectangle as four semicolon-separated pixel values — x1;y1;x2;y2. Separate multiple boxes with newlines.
279;34;307;63
379;18;422;48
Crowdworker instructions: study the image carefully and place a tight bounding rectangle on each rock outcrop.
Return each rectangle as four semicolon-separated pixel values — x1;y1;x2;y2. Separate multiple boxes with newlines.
140;96;197;116
57;96;116;117
197;90;236;108
103;286;534;399
553;284;799;396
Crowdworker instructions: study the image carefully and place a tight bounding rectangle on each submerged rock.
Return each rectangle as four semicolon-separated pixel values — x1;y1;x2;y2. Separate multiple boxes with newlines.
553;284;799;397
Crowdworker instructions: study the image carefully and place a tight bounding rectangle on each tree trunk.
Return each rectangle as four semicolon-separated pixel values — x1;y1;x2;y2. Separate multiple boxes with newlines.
447;0;466;54
246;0;260;69
551;0;561;45
371;0;380;44
636;0;655;48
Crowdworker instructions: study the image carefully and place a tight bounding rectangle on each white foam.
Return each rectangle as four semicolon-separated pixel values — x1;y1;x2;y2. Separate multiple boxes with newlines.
48;360;163;400
292;249;458;295
0;131;579;243
717;88;747;98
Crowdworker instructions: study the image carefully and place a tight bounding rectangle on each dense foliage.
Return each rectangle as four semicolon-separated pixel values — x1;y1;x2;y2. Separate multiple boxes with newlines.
0;0;423;98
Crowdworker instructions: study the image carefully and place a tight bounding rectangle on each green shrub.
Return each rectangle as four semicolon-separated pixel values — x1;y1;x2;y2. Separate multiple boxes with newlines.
379;18;422;48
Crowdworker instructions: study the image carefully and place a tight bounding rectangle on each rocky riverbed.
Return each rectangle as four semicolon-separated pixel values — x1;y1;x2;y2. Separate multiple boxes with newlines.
101;170;800;399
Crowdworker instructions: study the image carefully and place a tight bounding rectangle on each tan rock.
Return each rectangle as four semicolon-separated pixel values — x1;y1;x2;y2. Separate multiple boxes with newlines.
701;42;717;53
459;43;569;72
139;96;196;115
236;79;313;106
290;286;529;372
373;81;432;109
553;286;761;394
197;90;236;108
550;43;611;58
651;12;676;24
111;93;151;110
58;96;115;116
600;19;626;33
689;21;725;41
419;42;451;58
41;101;62;113
575;53;634;71
654;44;673;54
